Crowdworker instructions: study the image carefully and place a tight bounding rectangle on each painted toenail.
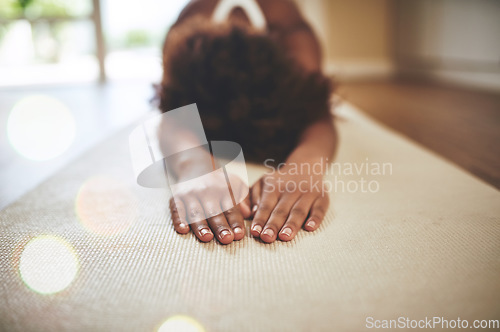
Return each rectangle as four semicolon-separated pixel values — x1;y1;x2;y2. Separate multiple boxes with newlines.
252;205;258;213
263;228;274;238
179;223;187;229
281;227;292;237
200;228;211;236
306;220;316;229
252;225;262;234
234;227;243;234
220;230;231;239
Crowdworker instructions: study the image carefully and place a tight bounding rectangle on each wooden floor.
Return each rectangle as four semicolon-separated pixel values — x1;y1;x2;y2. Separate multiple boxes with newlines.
0;81;152;210
338;80;500;189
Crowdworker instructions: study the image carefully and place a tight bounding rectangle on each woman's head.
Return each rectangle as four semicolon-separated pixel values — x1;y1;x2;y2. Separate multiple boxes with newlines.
159;17;332;163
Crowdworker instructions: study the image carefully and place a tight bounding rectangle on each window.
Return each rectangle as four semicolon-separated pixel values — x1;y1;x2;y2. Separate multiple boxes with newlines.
0;0;190;86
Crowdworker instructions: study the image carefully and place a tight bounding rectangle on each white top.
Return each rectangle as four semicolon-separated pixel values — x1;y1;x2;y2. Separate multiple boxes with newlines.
212;0;267;30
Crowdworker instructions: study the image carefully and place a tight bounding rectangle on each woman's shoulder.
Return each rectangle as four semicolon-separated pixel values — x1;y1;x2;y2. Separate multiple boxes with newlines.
258;0;304;29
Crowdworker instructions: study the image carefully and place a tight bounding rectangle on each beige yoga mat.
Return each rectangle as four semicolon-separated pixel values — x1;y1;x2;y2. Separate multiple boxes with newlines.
0;103;499;331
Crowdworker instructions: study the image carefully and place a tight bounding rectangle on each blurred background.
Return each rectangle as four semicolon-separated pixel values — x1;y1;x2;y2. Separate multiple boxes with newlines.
0;0;499;208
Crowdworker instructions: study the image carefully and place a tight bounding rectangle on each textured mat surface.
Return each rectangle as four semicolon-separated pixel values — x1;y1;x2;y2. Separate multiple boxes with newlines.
0;103;499;331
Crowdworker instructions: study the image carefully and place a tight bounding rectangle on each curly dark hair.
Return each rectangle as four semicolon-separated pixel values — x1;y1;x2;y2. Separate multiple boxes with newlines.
159;17;333;163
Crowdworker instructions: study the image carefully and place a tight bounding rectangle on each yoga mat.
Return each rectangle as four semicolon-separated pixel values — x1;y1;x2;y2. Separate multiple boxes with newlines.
0;103;498;331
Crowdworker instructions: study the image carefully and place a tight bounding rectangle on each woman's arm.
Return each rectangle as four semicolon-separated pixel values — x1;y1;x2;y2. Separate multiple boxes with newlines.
248;1;338;242
249;116;337;243
287;117;337;166
161;123;251;245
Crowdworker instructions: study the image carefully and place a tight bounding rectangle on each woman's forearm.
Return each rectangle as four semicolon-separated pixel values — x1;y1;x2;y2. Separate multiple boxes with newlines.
168;147;214;181
159;120;214;180
285;117;337;169
163;116;336;180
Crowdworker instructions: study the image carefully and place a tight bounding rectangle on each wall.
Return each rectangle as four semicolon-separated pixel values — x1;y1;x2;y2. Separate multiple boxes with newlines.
297;0;500;92
395;0;500;91
296;0;395;80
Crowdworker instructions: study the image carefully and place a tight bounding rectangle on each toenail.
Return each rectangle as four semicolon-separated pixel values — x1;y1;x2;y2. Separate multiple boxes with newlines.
252;205;258;213
200;228;211;236
281;227;292;237
263;228;274;238
179;223;187;229
306;220;316;229
220;230;231;239
252;225;262;234
234;227;243;234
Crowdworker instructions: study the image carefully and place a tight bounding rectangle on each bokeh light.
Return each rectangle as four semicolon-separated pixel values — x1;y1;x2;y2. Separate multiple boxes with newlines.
19;235;79;295
7;95;76;161
157;315;205;332
76;176;137;236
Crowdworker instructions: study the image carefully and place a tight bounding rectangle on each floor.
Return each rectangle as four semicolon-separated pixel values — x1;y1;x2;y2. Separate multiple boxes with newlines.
1;78;498;210
0;80;153;209
338;79;500;189
2;98;498;331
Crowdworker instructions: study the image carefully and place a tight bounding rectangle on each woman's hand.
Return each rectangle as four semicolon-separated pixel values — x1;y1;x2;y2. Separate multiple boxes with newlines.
168;119;335;245
169;170;251;244
250;164;329;243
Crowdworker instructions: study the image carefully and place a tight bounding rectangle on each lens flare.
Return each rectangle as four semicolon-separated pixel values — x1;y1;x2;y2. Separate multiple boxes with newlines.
76;176;137;236
19;235;79;295
157;315;205;332
7;95;76;161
